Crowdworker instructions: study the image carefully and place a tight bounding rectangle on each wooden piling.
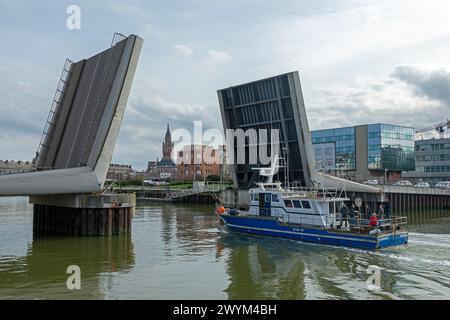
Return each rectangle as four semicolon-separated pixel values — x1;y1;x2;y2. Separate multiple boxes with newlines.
33;204;133;237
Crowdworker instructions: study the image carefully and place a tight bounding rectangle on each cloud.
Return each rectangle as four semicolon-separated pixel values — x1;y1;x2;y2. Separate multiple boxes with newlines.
0;132;38;162
4;0;450;169
173;44;194;58
113;94;223;169
107;1;163;38
195;50;233;72
393;65;450;106
205;50;232;64
128;96;219;127
307;65;447;131
0;62;53;151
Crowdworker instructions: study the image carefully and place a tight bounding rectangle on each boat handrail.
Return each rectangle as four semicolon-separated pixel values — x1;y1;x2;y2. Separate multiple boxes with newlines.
278;212;334;227
261;212;408;232
341;216;408;230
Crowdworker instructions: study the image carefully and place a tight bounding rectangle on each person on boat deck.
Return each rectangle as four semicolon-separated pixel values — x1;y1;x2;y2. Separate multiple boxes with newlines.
340;204;350;228
377;204;385;220
349;204;356;225
384;199;391;220
364;204;372;221
369;212;379;228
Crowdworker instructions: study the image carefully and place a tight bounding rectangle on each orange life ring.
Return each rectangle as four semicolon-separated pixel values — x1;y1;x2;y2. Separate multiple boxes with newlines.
216;206;225;215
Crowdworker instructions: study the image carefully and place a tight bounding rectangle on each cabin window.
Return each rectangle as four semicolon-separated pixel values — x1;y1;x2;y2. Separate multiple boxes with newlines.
329;202;336;214
284;200;293;208
293;200;302;208
302;201;312;209
272;194;279;202
265;194;271;202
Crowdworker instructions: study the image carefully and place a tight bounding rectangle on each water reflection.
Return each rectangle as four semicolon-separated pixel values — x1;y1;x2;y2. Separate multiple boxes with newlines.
404;208;450;227
137;201;219;260
220;234;306;299
1;197;449;300
217;222;450;300
0;235;134;299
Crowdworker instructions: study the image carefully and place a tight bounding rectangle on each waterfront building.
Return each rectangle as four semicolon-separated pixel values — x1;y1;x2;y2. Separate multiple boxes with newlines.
176;145;221;181
107;164;134;180
0;160;34;175
217;71;316;189
147;124;177;180
403;137;450;184
311;124;415;180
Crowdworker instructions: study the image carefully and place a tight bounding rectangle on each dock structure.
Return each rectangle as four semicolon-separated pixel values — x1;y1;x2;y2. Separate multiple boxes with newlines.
117;182;230;204
31;193;136;236
0;33;143;236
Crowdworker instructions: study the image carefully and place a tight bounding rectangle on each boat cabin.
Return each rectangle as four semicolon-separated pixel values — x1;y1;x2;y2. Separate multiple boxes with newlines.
247;183;348;229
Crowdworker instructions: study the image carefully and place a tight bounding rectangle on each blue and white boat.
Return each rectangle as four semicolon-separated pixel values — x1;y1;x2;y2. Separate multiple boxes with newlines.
218;183;408;251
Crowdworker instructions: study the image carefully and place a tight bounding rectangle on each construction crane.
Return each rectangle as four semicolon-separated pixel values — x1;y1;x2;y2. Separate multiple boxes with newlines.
415;119;450;140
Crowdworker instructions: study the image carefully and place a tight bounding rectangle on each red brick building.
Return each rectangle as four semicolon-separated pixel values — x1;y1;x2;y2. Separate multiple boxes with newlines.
176;145;221;181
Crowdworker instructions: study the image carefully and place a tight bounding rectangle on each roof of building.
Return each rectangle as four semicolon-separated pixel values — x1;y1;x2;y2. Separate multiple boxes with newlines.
157;159;176;167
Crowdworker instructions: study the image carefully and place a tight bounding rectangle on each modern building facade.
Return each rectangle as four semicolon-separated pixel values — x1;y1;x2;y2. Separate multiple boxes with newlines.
312;126;356;171
403;137;450;184
217;71;316;189
311;124;415;179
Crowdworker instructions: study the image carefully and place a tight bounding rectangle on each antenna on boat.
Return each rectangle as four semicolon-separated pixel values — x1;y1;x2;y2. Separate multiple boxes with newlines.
252;154;282;184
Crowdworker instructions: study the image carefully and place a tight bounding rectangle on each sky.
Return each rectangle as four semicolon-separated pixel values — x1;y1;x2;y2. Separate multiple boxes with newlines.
1;0;450;170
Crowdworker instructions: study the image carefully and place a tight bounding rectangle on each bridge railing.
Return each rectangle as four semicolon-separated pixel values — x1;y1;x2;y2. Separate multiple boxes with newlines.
0;168;37;176
34;58;74;168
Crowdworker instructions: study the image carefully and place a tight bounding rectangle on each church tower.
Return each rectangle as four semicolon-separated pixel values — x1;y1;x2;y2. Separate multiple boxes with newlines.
162;124;174;161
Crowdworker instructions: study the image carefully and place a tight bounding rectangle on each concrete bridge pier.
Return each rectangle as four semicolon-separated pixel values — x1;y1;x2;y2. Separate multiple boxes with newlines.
30;193;136;237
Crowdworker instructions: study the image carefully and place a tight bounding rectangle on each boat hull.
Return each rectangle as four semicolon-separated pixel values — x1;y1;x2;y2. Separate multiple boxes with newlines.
220;214;408;251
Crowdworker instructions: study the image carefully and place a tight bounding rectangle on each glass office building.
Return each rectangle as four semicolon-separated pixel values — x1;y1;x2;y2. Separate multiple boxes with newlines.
311;124;415;175
367;124;415;171
311;127;356;170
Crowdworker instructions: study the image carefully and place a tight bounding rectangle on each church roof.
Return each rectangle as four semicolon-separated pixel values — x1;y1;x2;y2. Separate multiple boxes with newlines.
157;158;176;168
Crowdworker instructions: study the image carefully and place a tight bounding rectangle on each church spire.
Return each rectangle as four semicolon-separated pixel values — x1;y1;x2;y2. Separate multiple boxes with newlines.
162;124;174;161
166;124;170;136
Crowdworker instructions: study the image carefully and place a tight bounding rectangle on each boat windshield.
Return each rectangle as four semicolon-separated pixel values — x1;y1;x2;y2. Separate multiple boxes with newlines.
329;201;344;214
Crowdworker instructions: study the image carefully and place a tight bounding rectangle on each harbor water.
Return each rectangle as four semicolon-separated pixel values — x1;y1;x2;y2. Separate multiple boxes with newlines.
1;197;449;300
